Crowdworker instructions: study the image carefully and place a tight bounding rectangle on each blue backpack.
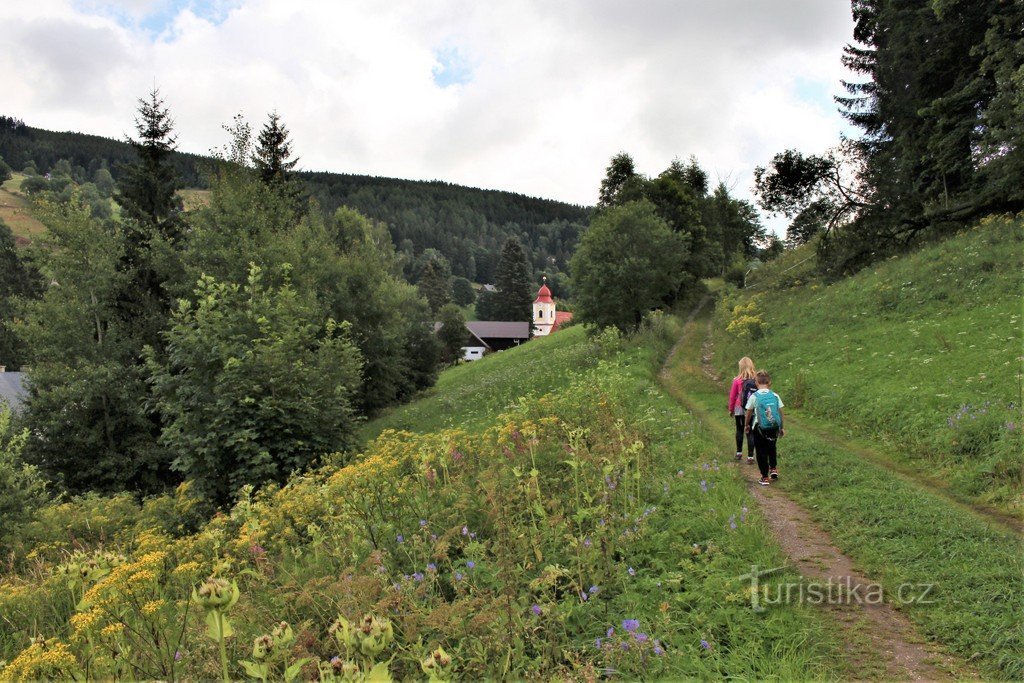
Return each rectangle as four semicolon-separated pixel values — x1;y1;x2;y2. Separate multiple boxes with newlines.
755;392;782;432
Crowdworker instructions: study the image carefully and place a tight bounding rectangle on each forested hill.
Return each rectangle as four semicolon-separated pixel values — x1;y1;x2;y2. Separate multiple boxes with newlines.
0;116;589;282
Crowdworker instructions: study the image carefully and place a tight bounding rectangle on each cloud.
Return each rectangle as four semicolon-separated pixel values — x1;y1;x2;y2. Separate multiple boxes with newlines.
2;0;855;230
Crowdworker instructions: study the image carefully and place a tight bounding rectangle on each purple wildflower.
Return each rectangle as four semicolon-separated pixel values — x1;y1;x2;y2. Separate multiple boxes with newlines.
466;561;475;569
620;642;630;651
700;480;708;493
531;604;542;616
396;534;404;543
607;627;615;638
462;526;469;536
419;519;427;527
701;639;712;651
426;563;437;572
628;566;636;576
729;515;737;530
622;619;640;633
583;537;592;548
595;638;602;649
455;572;463;581
634;632;649;643
654;641;665;656
174;651;182;662
412;572;424;582
589;585;599;595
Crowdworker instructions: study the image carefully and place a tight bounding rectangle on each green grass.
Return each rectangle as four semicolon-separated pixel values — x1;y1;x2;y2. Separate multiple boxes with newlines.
0;317;851;680
715;215;1023;514
0;173;47;244
670;285;1024;679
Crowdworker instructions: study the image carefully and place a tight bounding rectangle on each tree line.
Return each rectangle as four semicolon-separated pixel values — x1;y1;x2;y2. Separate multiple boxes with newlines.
754;0;1022;274
0;115;588;288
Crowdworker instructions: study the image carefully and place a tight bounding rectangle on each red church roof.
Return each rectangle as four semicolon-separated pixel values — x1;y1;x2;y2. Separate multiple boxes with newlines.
534;283;553;304
551;311;573;332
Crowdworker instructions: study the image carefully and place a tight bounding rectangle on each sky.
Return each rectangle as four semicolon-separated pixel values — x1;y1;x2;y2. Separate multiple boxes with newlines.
1;0;856;231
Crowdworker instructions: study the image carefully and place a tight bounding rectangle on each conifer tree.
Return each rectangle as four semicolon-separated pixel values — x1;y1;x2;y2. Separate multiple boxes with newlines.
117;88;182;238
418;257;452;314
493;237;533;322
252;112;299;186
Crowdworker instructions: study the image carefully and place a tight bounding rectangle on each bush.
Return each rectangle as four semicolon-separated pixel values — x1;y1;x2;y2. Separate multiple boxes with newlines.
0;408;48;554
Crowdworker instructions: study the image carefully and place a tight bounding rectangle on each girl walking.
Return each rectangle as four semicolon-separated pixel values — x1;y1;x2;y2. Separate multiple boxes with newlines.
728;357;757;463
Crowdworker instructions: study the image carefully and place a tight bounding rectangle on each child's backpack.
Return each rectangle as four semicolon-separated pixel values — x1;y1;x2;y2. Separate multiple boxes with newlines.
741;378;758;408
755;392;783;432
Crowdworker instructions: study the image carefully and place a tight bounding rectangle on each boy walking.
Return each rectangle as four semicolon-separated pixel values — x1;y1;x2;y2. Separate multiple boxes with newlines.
744;371;785;486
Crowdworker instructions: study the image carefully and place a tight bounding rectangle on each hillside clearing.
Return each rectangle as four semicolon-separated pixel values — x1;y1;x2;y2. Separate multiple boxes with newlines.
0;175;46;245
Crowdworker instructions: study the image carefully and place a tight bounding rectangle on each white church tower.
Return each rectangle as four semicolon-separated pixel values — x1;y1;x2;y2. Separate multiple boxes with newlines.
532;277;556;336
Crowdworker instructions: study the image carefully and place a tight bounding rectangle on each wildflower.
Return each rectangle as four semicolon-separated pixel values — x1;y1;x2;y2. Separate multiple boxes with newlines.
620;641;630;651
462;526;469;536
419;519;427;527
595;638;602;649
676;470;684;478
729;515;737;530
396;534;404;544
654;641;665;656
466;561;475;569
628;566;636;576
700;480;708;493
455;572;464;581
174;650;182;661
589;585;600;595
426;563;437;573
580;591;588;601
634;632;649;643
622;619;640;633
413;572;424;582
469;532;477;540
531;604;542;616
701;639;712;650
607;627;615;638
583;537;592;548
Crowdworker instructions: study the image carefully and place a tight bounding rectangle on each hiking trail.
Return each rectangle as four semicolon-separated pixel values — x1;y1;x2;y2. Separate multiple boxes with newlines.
659;297;976;681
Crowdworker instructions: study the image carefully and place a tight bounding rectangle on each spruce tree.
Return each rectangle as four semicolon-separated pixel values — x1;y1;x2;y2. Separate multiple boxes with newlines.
493;237;533;322
117;88;182;237
252;112;299;186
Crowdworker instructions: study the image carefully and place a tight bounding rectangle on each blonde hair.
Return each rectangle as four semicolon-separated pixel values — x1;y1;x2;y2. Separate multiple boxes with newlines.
737;357;756;380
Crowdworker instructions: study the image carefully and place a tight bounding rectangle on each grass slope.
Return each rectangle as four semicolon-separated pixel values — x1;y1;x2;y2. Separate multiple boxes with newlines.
716;215;1023;514
0;174;46;244
0;320;851;680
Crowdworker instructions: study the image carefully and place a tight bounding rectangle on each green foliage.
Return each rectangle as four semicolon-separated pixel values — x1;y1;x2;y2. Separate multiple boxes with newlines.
252;112;299;186
436;304;467;365
0;155;11;184
0;407;47;554
0;318;842;681
148;265;363;505
492;237;533;321
0;219;42;369
570;201;686;332
417;256;452;314
450;276;475;306
19;197;168;494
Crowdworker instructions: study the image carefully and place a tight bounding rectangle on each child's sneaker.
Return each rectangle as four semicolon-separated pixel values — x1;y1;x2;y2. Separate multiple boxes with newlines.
735;452;743;461
770;467;779;480
747;456;754;464
759;477;771;486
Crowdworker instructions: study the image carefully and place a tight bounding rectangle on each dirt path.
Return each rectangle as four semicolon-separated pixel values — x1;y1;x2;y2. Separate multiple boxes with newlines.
661;298;973;681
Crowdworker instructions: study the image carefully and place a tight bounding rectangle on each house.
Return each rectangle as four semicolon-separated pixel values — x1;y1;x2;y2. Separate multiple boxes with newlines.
532;277;572;336
460;321;530;360
0;370;26;412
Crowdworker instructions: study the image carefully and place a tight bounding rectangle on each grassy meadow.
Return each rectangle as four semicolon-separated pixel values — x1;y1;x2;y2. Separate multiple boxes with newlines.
717;215;1023;514
0;316;850;680
678;215;1024;678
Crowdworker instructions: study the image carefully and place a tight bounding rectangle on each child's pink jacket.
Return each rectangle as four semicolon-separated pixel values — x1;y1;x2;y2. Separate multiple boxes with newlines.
728;377;745;412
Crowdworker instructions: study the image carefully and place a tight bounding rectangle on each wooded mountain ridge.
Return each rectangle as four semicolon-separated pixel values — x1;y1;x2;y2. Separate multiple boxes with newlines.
0;116;589;283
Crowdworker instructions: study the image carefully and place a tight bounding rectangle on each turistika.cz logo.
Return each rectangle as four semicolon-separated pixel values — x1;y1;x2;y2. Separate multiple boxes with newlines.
737;565;936;612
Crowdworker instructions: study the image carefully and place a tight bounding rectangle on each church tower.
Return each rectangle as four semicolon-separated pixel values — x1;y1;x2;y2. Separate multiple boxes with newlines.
532;277;555;336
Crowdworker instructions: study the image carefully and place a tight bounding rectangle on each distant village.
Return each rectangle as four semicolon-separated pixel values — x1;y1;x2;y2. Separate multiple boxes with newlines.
455;278;572;362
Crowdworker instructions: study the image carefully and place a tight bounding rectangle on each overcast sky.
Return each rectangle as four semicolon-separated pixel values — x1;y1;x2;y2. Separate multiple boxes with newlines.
2;0;855;229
